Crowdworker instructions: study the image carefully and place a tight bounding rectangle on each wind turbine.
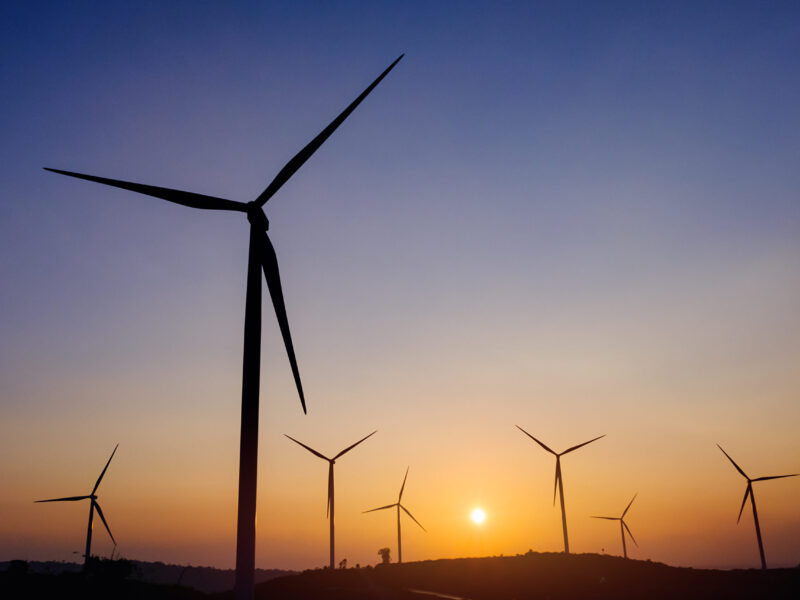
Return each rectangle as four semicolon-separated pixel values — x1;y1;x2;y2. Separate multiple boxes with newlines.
285;430;377;569
591;493;638;559
35;444;118;568
45;55;403;600
363;467;425;563
516;426;604;553
717;444;798;569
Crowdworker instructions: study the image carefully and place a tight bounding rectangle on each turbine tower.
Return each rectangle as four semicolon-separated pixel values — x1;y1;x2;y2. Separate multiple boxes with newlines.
591;493;638;559
717;444;798;569
35;444;118;568
285;430;377;569
516;426;604;553
45;55;403;600
364;467;425;563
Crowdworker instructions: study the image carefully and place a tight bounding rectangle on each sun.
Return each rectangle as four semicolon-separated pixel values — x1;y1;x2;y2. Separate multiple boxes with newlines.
471;507;486;524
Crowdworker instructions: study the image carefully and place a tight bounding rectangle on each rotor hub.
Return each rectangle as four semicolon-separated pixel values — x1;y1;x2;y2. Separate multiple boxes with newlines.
246;203;269;231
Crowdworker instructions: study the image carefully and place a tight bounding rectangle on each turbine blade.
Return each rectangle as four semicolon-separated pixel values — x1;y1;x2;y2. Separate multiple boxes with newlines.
92;444;119;494
327;464;333;520
255;54;404;206
752;474;799;482
92;501;116;545
515;426;556;455
622;493;637;518
591;516;619;520
258;229;306;413
552;460;560;507
561;434;606;455
717;444;748;479
35;495;91;503
398;466;409;502
284;434;328;461
622;520;638;547
363;503;397;513
44;169;246;212
737;484;751;524
333;430;378;460
400;505;427;532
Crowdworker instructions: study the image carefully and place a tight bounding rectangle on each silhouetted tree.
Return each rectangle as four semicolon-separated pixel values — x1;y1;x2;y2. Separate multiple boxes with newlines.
339;558;347;569
378;548;391;564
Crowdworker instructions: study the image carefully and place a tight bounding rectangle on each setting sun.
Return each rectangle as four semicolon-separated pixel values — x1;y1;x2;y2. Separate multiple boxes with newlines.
471;507;486;525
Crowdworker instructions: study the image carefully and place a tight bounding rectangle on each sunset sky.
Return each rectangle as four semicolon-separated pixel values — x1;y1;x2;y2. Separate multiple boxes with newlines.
1;1;799;571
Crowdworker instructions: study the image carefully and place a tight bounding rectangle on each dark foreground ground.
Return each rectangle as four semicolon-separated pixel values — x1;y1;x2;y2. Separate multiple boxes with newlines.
0;559;292;594
3;553;800;599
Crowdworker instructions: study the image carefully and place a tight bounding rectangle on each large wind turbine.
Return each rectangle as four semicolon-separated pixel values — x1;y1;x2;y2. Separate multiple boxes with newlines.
591;493;638;559
717;444;798;569
35;444;118;568
363;467;425;563
45;55;403;600
285;430;377;569
516;426;604;553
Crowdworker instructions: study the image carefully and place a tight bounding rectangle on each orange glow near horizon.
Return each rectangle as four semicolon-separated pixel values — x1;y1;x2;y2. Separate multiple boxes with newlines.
3;381;799;571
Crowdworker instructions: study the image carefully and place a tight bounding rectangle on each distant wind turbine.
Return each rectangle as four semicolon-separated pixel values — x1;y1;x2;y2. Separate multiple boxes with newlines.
717;444;798;569
285;430;377;569
45;55;403;600
35;444;118;568
363;467;426;563
516;426;604;553
591;493;638;559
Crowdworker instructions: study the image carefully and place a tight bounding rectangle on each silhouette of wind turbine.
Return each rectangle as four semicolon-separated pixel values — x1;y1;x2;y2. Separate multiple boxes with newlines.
285;430;377;569
35;444;118;568
516;426;604;553
44;55;403;600
591;493;638;559
363;467;425;563
717;444;798;569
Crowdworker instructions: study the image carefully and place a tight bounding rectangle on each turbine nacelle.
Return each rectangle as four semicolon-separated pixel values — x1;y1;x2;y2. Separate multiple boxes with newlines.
246;204;270;231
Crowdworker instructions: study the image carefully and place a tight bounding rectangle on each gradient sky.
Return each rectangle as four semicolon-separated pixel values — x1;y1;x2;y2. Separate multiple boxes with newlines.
2;1;799;571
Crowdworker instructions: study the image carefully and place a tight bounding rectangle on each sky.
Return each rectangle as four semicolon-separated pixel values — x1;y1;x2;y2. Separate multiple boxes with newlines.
1;0;799;571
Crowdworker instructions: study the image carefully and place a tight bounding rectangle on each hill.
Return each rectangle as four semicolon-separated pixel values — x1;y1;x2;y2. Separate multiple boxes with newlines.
247;553;800;600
